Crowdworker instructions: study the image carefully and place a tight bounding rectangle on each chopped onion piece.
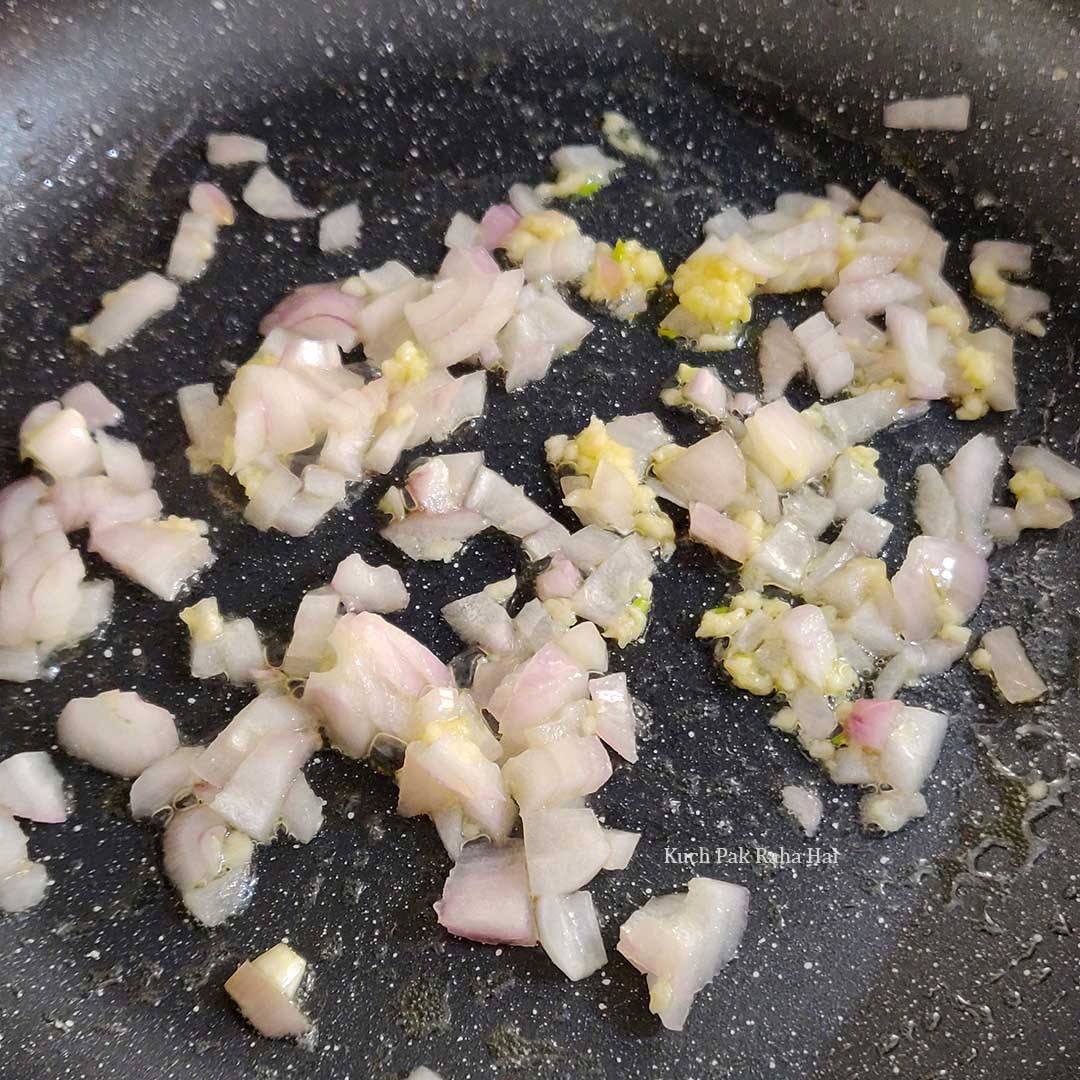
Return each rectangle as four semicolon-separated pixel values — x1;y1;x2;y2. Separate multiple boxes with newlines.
242;166;317;220
536;891;608;981
617;877;749;1031
503;735;612;812
281;591;342;678
975;626;1047;703
860;789;928;832
89;517;214;601
304;613;452;757
206;133;268;165
195;694;315;789
653;431;747;512
0;813;49;913
129;746;204;819
70;272;180;355
434;840;538;946
331;553;409;614
1009;445;1080;500
210;728;319;843
523;807;610;896
225;942;312;1039
319;201;362;253
60;382;122;430
58;690;179;778
780;785;823;837
603;828;641;870
589;672;637;761
0;752;68;823
884;95;971;131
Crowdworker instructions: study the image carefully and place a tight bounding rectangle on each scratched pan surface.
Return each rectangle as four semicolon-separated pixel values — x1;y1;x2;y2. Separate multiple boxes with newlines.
0;0;1078;1077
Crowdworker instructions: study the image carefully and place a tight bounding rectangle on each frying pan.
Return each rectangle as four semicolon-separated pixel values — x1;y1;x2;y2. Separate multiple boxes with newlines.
1;1;1078;1077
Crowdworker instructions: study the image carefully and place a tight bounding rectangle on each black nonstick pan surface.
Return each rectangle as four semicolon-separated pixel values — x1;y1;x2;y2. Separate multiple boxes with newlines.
0;1;1078;1077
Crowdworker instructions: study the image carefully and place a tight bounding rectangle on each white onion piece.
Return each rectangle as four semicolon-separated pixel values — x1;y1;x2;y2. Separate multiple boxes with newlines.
242;166;317;220
404;452;484;514
523;807;609;896
617;877;750;1031
166;210;219;283
434;840;538;946
572;535;655;629
1009;445;1080;500
704;206;750;240
943;433;1003;557
398;736;516;842
559;525;622;572
404;268;523;367
206;132;268;165
859;180;931;224
884;95;971;131
589;672;637;762
0;647;41;683
792;311;853;398
195;694;315;789
827;398;928;457
488;642;588;746
886;304;945;399
605;414;674;478
281;591;341;678
60;382;122;430
824;273;922;321
508;182;543;216
758;317;803;402
652;431;746;512
876;706;948;793
603;828;641;870
210;729;319;843
464;465;557;539
162;807;255;926
536;555;584;601
95;431;154;492
891;536;988;642
978;626;1047;704
445;212;480;249
330;553;409;614
780;785;823;837
502;735;612;812
225;943;312;1039
188;181;235;224
556;621;608;674
319;201;362;253
406;1070;444;1080
741;400;836;492
0;813;49;913
304;613;452;757
535;891;608;981
281;774;325;843
58;690;179;778
189;614;266;685
442;591;515;655
860;789;928;833
20;406;102;480
70;272;180;355
497;283;593;391
129;746;204;819
913;464;958;539
778;606;838;690
479;203;522;249
89;517;214;601
257;284;366;351
0;752;68;823
381;508;488;562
